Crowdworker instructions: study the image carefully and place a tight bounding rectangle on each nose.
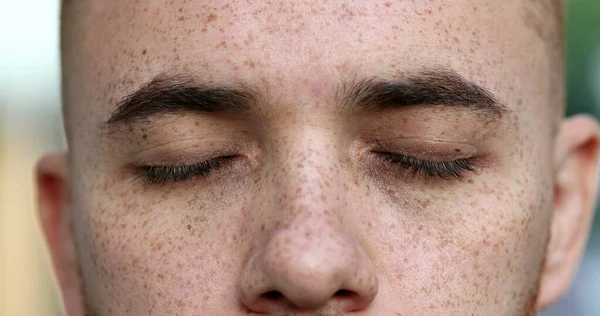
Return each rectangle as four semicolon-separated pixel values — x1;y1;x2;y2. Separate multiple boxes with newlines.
239;224;379;313
238;170;378;312
238;127;379;313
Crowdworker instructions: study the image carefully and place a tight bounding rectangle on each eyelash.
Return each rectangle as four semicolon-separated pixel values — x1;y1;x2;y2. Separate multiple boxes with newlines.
135;153;476;184
135;156;236;184
376;152;476;179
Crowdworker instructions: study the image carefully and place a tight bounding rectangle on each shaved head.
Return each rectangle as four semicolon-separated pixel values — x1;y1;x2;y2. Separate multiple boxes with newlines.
59;0;567;135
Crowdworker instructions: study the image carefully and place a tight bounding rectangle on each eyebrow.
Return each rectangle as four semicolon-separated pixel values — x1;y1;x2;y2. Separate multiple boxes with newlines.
342;68;508;116
106;68;507;128
106;74;259;126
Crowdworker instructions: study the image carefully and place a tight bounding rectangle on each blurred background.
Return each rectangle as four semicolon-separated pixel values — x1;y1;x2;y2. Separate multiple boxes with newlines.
0;0;599;315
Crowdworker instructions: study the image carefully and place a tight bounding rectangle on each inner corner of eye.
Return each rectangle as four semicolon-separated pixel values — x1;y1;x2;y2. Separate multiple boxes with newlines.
124;163;144;172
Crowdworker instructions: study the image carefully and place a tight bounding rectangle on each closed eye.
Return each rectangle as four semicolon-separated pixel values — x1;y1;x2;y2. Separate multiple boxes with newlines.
135;156;237;184
376;152;476;180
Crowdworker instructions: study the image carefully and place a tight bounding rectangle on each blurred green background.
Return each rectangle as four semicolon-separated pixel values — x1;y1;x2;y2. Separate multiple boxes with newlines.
544;1;600;314
0;0;599;315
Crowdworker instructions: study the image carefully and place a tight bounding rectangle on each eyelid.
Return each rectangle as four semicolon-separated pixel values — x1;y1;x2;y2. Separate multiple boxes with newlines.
377;153;477;180
131;140;247;166
373;137;478;161
135;156;237;184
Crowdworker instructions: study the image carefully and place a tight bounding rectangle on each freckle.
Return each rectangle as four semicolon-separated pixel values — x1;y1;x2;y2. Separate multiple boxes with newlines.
142;49;147;55
206;13;217;23
142;134;147;139
245;59;256;68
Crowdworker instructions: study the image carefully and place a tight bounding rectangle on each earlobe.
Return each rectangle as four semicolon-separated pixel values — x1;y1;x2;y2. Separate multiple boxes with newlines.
537;115;600;309
36;152;85;316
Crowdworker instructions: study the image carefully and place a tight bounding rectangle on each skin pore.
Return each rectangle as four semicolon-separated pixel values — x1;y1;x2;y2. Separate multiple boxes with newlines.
37;0;600;315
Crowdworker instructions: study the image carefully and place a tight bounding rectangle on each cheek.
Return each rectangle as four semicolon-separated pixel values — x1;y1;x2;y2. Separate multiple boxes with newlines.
75;189;248;314
366;180;549;314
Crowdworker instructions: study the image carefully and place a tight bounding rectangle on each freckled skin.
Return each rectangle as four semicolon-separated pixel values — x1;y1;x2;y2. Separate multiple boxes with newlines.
43;0;596;315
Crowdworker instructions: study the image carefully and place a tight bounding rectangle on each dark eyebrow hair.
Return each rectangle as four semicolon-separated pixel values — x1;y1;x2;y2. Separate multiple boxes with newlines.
107;68;508;129
342;68;508;116
106;74;259;126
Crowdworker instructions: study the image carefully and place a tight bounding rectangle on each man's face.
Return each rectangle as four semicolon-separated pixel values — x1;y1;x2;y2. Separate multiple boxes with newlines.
44;0;593;315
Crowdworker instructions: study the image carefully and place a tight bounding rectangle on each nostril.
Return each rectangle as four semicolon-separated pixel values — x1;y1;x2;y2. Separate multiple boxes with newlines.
334;289;354;297
334;289;367;311
260;290;284;301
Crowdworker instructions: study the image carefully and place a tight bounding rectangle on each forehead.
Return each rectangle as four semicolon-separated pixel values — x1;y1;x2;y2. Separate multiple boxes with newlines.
68;0;550;126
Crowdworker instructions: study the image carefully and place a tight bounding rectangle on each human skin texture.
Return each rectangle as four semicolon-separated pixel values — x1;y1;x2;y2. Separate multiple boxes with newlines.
37;0;600;315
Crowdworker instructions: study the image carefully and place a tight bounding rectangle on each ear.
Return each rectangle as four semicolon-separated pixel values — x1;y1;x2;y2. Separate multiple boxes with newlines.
537;115;600;309
36;153;85;316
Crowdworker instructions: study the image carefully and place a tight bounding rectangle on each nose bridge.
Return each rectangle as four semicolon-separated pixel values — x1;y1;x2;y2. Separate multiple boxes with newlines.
270;126;350;257
274;125;344;218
